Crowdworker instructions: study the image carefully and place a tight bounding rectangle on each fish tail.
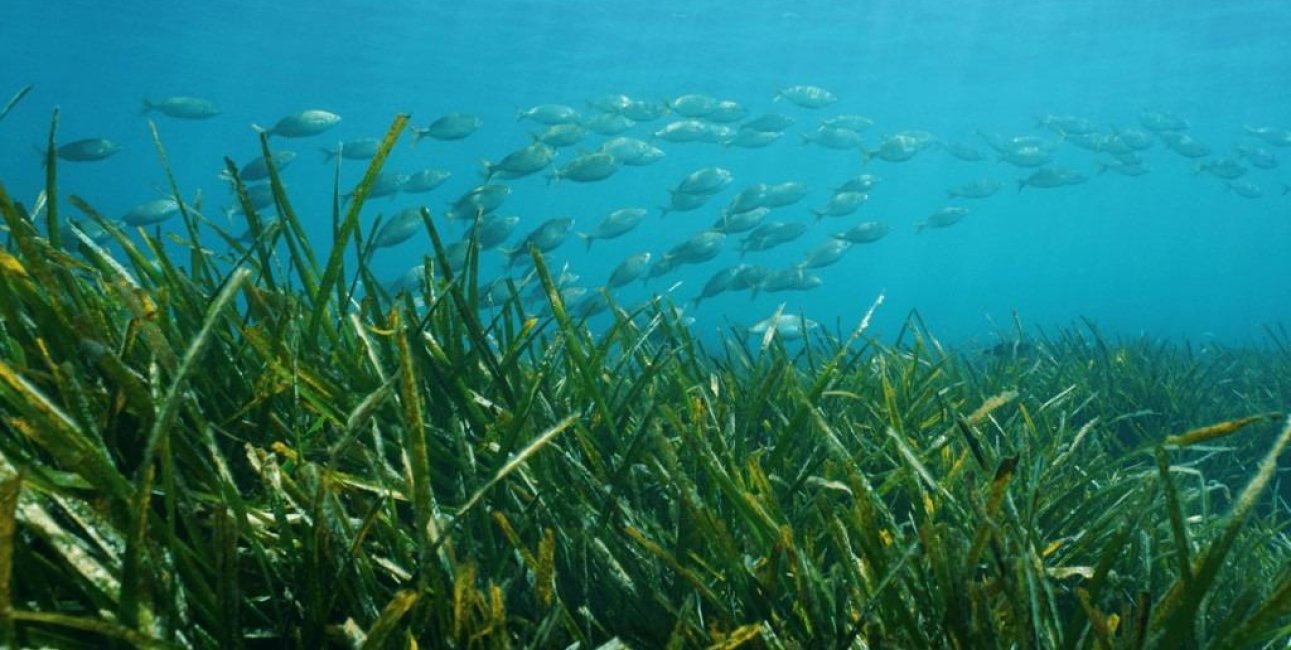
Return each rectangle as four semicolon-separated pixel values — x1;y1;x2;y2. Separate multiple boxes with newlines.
576;232;594;251
409;127;427;146
320;147;337;163
139;98;154;116
658;206;670;218
1016;180;1026;193
251;123;271;138
914;221;926;234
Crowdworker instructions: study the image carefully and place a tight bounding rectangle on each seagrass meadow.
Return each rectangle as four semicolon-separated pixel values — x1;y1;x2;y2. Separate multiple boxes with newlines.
0;115;1289;649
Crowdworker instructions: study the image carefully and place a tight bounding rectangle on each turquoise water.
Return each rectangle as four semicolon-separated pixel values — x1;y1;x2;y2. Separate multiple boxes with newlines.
2;0;1288;345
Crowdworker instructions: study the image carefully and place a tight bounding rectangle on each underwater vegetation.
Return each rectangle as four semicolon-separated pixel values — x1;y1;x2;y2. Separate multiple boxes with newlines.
0;114;1289;649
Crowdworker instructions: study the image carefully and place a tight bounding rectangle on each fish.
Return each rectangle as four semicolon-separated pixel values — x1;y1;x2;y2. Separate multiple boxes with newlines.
691;265;744;307
659;190;712;217
344;171;407;201
516;104;581;125
707;100;749;123
141;96;221;119
1195;158;1246;180
447;183;511;220
1036;114;1095;135
1235;145;1278;169
774;85;838;108
727;184;771;213
503;217;574;265
224;182;277;218
1226;181;1262;199
711;207;770;234
224;150;297;182
599;137;665;165
372;207;424;249
939;140;986;161
672;167;733;196
465;214;520;250
834;174;881;193
915;207;968;233
620;99;670;122
643;256;681;283
1017;167;1087;191
577;208;647;249
760;268;823;293
799;239;852;269
1138;110;1189;132
801;126;864;150
482;142;556;180
762;181;808;207
833;220;890;244
531;123;587;148
946;179;1003;199
254;109;341;138
588;93;633;113
584;113;635;135
401;169;453;193
548;152;619;184
997;145;1053;167
1096;159;1150;176
653;119;718;143
55;138;121;162
0;84;34;120
606;252;652;288
740;221;808;254
1160;132;1210;158
811;191;867;219
663;230;726;265
864;134;925;163
1243;125;1291;147
822;114;874;131
670;93;720;117
411;114;482;143
731;265;773;292
726;129;782;149
123;198;181;226
1112;127;1154;150
321;137;381;162
741;113;795;132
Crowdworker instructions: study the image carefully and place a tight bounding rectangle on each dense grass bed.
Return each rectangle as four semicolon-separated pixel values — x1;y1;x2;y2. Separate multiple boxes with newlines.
0;115;1288;648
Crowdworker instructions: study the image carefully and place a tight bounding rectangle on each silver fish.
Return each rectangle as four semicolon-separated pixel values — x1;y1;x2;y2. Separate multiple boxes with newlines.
256;109;341;138
56;138;120;162
607;252;652;288
411;114;482;143
482;142;556;181
811;191;867;219
833;221;890;244
141;96;221;119
915;207;968;233
321;137;381;162
774;85;837;108
577;208;647;249
946;179;1002;199
372;208;424;249
548;152;619;184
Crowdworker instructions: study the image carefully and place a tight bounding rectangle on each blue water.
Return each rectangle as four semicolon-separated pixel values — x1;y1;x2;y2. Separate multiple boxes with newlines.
3;0;1289;346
